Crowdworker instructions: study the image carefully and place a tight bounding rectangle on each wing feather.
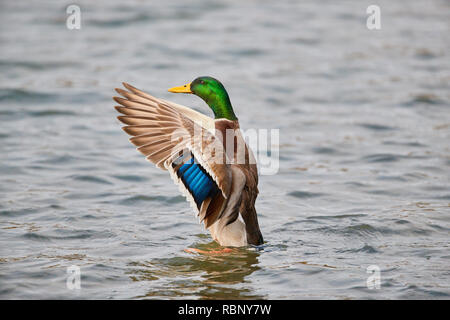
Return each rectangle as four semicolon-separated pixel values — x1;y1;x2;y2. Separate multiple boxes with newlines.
122;82;215;133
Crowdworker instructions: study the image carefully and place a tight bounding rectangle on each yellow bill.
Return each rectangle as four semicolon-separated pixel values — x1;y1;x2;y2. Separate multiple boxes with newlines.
168;82;192;93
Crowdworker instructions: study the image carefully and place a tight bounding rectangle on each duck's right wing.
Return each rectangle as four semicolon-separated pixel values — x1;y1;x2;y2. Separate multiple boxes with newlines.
113;83;231;228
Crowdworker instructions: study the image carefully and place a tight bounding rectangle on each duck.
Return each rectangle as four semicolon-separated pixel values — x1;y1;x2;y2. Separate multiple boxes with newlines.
113;76;263;247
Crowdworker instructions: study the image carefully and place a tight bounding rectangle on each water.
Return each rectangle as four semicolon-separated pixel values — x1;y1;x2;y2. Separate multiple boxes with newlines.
0;0;449;299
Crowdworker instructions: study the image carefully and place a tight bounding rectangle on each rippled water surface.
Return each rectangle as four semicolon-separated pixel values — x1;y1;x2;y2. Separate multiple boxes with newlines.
1;0;449;299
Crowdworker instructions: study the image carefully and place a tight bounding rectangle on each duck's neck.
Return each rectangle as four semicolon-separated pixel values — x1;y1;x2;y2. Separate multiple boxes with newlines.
205;92;237;120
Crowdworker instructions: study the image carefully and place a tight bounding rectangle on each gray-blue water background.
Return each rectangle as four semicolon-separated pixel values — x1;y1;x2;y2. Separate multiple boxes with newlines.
0;0;449;299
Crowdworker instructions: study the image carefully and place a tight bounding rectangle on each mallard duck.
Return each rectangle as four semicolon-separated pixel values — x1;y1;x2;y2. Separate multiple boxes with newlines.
113;76;263;247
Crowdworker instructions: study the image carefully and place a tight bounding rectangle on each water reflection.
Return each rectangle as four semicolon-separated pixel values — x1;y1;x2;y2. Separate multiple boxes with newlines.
127;241;263;299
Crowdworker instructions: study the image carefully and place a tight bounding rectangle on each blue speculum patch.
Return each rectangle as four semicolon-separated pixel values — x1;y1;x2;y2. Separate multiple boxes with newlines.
175;154;218;208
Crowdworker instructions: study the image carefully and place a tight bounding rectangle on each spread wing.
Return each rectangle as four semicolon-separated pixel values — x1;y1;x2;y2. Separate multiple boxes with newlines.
114;83;231;228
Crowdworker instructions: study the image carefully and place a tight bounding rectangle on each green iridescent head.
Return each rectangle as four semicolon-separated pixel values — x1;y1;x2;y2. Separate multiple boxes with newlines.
168;76;237;121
